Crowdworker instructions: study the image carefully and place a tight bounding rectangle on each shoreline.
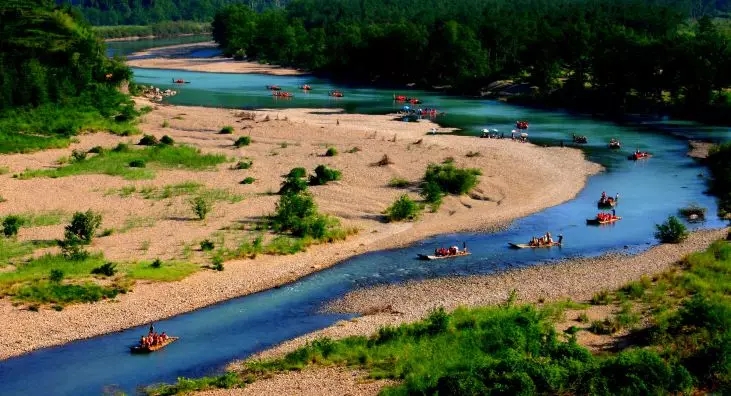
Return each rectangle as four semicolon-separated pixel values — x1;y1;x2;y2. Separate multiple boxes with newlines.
0;100;600;361
125;42;307;76
238;227;728;367
104;33;205;42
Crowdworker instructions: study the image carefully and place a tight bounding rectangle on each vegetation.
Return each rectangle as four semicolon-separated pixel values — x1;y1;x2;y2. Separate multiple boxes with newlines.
146;239;731;396
2;215;23;238
278;167;308;195
111;181;242;203
234;136;251;147
211;0;731;123
678;203;707;221
387;177;410;188
191;197;213;220
324;147;337;156
92;21;210;39
138;134;160;146
707;142;731;218
384;194;421;222
19;144;228;180
1;2;137;154
219;126;234;134
655;215;690;243
308;165;341;186
240;177;255;184
233;159;253;169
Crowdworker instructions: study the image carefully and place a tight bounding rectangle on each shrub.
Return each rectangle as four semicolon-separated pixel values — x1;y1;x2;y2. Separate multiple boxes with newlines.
655;216;689;243
309;165;342;186
591;290;612;305
385;194;421;222
373;154;394;166
286;167;307;179
138;134;159;146
424;163;482;195
219;126;234;134
88;146;104;154
200;239;215;251
233;159;252;169
271;192;317;234
241;177;255;184
325;147;338;156
71;149;87;162
151;258;162;268
279;175;308;195
65;210;102;244
160;135;175;145
112;143;129;152
388;178;410;188
91;262;117;276
2;215;23;237
678;204;706;221
421;180;444;210
161;120;169;128
346;147;361;153
49;269;64;283
191;197;212;220
234;136;251;147
466;151;481;157
129;159;146;168
212;256;224;271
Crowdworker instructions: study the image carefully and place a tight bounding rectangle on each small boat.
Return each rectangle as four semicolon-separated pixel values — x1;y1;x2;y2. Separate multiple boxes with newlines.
572;134;588;144
609;140;621;149
300;85;312;90
172;79;190;84
628;151;651;160
516;121;529;130
586;216;621;225
329;90;344;97
417;251;471;260
130;337;178;354
266;85;282;91
272;91;294;98
509;242;561;249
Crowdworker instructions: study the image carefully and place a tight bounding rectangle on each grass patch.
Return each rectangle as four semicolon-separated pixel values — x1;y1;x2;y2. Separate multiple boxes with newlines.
119;216;156;232
14;210;67;227
0;239;56;266
19;145;227;180
0;166;9;175
126;260;199;282
114;181;244;203
387;177;410;188
0;253;107;294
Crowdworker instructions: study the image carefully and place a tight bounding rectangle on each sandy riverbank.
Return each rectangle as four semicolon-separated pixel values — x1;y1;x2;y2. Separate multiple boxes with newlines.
0;99;599;360
205;228;728;396
125;42;307;75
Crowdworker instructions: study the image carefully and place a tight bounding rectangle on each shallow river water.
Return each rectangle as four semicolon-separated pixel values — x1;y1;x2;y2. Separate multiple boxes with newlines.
0;55;730;395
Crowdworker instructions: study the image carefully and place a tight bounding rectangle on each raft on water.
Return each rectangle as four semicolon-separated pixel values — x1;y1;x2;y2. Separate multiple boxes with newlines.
417;252;471;260
508;242;561;249
586;216;622;225
130;337;178;354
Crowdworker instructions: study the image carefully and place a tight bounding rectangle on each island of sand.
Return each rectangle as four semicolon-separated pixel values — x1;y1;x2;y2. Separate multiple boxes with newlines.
0;96;600;360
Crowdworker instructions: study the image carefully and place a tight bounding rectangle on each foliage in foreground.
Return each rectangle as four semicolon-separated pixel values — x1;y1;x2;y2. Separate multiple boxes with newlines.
147;240;731;395
384;194;421;222
707;142;731;218
655;215;690;243
18;144;228;180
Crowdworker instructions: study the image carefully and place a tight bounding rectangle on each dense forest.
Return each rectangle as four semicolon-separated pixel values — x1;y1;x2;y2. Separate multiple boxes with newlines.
210;0;731;122
0;0;136;153
56;0;285;25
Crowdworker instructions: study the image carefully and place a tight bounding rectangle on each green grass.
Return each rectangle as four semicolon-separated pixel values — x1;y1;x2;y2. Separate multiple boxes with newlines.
14;282;123;305
0;238;56;266
125;260;199;281
18;145;228;180
387;177;410;188
119;216;157;232
13;210;67;227
0;254;106;293
112;181;244;203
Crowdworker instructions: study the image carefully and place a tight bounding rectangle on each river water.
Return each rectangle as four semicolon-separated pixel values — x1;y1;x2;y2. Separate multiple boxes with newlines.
1;46;730;395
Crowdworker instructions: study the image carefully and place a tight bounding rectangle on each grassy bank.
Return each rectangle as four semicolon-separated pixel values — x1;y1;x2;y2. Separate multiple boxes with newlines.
18;144;229;180
146;238;731;395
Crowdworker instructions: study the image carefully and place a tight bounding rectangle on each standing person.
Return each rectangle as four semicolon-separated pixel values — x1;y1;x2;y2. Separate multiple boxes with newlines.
149;324;154;334
558;234;564;245
612;209;616;218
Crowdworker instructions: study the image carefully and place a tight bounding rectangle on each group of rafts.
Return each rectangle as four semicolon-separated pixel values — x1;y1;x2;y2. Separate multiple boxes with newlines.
265;84;345;98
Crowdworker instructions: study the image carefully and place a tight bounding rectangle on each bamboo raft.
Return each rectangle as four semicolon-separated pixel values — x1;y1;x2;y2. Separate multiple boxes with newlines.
508;242;561;249
417;252;471;260
586;216;622;225
130;337;178;354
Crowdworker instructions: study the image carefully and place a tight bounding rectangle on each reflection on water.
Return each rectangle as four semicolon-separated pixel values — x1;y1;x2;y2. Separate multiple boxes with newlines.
0;62;729;396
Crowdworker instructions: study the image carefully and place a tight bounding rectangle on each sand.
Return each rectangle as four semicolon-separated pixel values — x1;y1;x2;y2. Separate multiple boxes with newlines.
125;42;307;75
0;98;600;360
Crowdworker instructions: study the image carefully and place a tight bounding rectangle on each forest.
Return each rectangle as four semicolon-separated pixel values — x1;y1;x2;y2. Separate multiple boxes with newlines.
0;0;137;153
56;0;285;25
209;0;731;122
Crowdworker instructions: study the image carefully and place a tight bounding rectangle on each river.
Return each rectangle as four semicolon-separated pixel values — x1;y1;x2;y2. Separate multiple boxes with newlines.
0;44;729;396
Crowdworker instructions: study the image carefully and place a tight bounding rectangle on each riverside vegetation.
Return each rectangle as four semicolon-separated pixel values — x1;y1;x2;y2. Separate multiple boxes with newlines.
146;236;731;395
0;1;139;154
210;0;731;123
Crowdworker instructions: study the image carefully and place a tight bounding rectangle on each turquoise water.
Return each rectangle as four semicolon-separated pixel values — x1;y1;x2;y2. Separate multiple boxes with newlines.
0;65;729;395
105;35;213;57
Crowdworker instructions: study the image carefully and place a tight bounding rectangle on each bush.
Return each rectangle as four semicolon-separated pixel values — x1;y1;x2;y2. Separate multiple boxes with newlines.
160;135;175;145
241;177;255;184
279;175;308;195
421;180;444;210
219;126;234;134
88;146;104;154
3;215;23;237
234;136;251;147
112;143;129;152
655;216;689;243
233;159;252;169
91;262;117;276
309;165;342;186
200;239;215;251
424;163;482;195
129;159;146;168
385;194;421;222
325;147;338;156
212;256;224;271
678;204;706;221
388;178;410;188
191;197;212;220
151;258;162;268
71;149;87;162
138;134;159;146
49;269;64;283
65;210;102;244
373;154;394;166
